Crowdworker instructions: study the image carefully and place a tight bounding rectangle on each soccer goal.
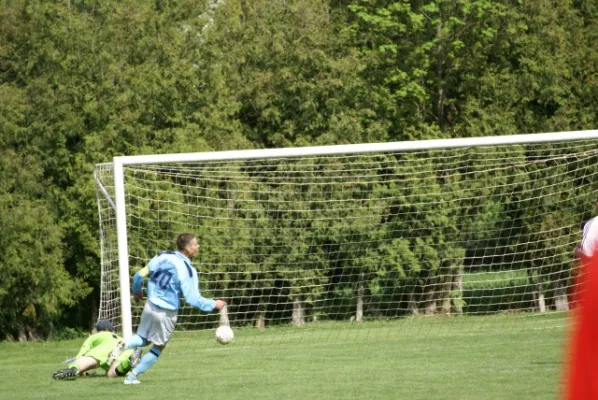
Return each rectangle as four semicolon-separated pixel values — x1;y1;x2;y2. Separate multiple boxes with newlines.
94;130;598;343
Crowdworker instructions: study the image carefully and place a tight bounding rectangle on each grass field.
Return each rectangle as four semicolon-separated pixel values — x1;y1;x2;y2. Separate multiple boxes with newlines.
0;314;568;400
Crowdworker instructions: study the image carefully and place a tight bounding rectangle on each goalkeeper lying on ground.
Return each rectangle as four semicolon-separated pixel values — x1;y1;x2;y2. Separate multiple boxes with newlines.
52;320;142;380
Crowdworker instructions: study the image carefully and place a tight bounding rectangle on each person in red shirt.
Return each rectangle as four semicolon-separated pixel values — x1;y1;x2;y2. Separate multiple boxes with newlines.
565;204;598;399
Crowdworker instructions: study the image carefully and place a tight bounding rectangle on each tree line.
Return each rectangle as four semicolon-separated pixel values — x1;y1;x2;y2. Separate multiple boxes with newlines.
1;0;598;340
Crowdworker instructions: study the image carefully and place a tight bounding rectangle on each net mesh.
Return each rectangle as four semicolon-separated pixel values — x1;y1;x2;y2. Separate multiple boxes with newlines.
95;140;598;343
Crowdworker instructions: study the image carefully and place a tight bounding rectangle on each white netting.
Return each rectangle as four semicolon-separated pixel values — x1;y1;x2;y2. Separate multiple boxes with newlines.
95;138;598;341
95;163;121;329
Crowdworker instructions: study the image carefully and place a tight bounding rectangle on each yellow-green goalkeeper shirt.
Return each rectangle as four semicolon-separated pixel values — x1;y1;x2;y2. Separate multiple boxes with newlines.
75;331;123;370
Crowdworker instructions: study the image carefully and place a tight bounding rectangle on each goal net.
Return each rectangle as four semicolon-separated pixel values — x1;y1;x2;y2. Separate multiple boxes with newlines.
94;131;598;344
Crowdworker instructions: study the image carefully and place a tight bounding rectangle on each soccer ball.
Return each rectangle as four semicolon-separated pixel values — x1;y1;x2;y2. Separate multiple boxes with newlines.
215;325;234;345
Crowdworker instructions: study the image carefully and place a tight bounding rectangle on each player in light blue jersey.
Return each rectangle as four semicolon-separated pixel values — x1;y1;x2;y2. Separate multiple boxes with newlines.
120;233;226;385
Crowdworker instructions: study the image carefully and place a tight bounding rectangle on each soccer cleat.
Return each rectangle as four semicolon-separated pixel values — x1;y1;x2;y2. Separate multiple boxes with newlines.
52;367;79;380
107;341;125;365
129;348;142;368
124;372;141;385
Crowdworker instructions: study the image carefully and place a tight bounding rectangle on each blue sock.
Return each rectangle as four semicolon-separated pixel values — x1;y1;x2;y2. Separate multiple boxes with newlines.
132;347;161;375
125;334;146;350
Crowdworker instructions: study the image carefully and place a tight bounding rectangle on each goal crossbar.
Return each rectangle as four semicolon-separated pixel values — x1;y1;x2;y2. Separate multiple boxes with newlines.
114;130;598;165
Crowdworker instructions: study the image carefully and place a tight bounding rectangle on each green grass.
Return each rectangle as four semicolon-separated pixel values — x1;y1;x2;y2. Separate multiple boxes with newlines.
0;314;567;400
462;270;541;314
463;270;530;289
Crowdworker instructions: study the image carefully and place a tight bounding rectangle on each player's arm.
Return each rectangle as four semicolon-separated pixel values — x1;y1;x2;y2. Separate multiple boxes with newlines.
179;268;219;312
131;266;150;300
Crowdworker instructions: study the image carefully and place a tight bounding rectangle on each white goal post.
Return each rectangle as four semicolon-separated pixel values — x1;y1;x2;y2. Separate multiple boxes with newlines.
95;130;598;341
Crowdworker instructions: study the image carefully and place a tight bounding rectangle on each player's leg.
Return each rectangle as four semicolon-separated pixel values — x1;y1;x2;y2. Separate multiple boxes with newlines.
123;303;152;353
52;365;79;380
73;356;100;374
129;347;142;368
107;349;141;378
124;344;165;385
124;344;164;384
125;334;147;350
124;303;175;384
52;368;78;380
52;356;98;380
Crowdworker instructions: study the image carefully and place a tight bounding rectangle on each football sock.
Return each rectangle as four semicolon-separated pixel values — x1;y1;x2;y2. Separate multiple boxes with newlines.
132;347;161;375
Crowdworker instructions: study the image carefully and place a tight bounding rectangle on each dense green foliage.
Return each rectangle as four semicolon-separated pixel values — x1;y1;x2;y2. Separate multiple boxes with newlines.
1;0;598;338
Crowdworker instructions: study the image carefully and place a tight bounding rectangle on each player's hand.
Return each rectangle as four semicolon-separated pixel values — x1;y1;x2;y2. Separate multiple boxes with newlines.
132;293;143;301
214;299;227;310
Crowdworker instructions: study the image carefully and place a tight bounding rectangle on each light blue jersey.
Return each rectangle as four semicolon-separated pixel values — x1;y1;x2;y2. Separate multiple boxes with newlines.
132;251;216;312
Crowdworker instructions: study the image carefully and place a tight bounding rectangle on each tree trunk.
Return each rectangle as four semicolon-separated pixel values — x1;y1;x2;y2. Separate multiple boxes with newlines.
436;17;444;126
440;282;452;315
407;291;419;316
528;269;546;312
425;299;437;315
452;265;464;315
553;279;570;311
292;294;305;326
424;279;438;315
537;291;546;312
440;264;454;315
254;309;266;329
17;325;27;342
356;273;364;322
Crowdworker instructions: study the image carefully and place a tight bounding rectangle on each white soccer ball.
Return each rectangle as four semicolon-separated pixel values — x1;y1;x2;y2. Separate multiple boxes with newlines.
215;325;234;345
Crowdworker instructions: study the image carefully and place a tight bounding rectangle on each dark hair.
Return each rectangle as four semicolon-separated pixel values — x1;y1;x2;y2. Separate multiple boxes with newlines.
96;320;115;332
176;233;197;251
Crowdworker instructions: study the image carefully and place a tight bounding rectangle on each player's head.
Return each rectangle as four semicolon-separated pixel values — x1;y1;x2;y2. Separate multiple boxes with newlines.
96;320;115;332
177;233;199;258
